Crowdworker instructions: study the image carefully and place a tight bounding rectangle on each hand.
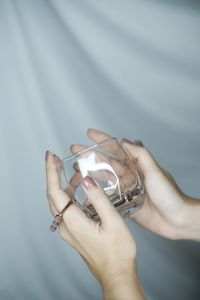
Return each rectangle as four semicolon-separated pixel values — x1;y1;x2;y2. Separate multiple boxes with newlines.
45;151;145;300
71;129;200;242
122;138;200;242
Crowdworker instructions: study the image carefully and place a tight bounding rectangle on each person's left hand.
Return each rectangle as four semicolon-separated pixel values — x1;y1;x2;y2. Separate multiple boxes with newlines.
45;151;137;288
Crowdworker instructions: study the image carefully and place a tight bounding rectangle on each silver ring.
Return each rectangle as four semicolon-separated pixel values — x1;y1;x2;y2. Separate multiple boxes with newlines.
50;200;73;232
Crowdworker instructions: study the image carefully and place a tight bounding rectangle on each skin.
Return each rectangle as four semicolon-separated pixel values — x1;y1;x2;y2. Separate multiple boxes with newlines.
71;129;200;242
45;128;200;300
45;151;145;300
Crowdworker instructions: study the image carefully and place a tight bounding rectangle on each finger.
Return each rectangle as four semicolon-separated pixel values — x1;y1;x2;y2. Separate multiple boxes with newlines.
48;194;58;216
48;196;73;239
70;144;87;154
87;128;112;143
82;175;121;229
46;152;78;217
122;140;160;176
87;128;126;159
46;151;71;212
46;152;95;231
47;187;88;249
47;188;75;240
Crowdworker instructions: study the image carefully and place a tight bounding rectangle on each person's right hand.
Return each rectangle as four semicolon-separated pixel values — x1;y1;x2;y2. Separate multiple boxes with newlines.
72;129;200;241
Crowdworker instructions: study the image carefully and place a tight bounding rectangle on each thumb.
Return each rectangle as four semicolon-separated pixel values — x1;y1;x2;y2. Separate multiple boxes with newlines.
122;139;161;177
82;176;121;227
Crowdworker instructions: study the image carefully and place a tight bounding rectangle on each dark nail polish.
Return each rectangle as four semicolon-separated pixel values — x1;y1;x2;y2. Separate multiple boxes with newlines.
122;138;143;147
45;151;50;161
73;162;79;171
82;176;98;190
122;138;134;144
134;140;144;147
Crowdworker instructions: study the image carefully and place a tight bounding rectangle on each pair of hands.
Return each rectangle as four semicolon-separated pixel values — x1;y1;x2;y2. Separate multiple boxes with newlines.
45;128;199;299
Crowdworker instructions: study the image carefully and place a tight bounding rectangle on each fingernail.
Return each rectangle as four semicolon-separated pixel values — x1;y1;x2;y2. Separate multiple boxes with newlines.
134;140;144;147
122;138;143;147
45;151;50;161
70;144;77;152
73;162;79;171
122;138;134;144
82;176;98;190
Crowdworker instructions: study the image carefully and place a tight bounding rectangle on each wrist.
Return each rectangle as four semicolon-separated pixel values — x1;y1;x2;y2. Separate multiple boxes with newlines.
101;261;145;300
176;195;200;241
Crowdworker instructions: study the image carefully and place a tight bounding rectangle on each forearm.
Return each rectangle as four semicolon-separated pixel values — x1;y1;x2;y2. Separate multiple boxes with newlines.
102;267;145;300
178;196;200;242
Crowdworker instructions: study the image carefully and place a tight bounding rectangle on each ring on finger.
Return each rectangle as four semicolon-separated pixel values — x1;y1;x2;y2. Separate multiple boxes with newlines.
50;200;74;232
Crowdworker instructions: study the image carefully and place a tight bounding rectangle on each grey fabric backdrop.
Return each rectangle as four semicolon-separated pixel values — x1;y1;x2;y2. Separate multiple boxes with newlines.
0;0;200;299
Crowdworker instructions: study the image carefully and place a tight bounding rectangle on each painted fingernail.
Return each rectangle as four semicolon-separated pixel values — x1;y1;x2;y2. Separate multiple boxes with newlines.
82;176;98;190
122;138;143;147
73;162;79;171
134;140;144;147
122;138;134;144
45;150;50;161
